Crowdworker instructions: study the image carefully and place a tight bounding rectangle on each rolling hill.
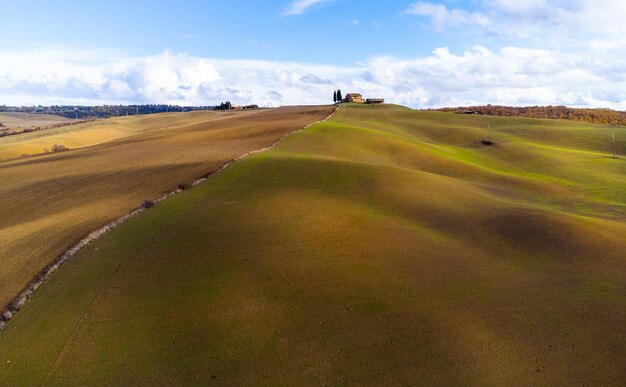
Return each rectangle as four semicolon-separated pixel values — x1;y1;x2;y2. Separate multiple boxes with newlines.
0;112;75;130
0;110;259;160
0;106;334;312
1;104;625;384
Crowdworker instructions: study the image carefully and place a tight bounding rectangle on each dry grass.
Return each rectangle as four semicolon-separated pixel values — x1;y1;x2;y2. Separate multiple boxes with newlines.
0;112;75;131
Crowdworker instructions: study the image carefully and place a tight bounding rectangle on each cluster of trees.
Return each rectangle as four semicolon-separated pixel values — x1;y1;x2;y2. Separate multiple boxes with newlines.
0;104;216;119
333;90;343;104
214;101;260;111
214;101;234;110
436;105;626;126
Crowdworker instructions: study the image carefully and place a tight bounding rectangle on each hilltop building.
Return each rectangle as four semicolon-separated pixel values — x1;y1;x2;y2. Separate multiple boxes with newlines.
342;92;385;104
344;93;364;103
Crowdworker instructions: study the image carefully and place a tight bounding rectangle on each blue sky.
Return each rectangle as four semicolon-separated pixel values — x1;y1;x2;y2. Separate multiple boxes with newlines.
2;1;451;62
2;0;626;108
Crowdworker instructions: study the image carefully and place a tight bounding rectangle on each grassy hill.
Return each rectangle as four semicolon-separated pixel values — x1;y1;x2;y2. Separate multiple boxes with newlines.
0;106;333;310
0;110;257;160
1;104;625;384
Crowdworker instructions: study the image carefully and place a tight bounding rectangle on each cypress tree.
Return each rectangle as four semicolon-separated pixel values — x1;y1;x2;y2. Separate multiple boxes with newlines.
337;90;343;102
333;90;337;103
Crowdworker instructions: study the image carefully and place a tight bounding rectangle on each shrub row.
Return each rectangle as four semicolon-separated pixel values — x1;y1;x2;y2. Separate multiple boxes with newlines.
0;199;159;330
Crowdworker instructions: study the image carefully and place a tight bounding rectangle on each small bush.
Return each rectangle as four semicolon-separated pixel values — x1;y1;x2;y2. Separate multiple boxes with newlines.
51;144;69;152
10;297;25;312
142;199;155;209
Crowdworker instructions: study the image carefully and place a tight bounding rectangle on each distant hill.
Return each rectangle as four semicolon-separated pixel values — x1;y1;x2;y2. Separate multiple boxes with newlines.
0;112;78;135
0;110;265;160
436;105;626;126
0;104;216;119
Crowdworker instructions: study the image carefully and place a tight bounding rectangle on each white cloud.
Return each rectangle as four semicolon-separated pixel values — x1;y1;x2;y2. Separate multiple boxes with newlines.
563;1;626;36
282;0;330;16
407;1;626;40
405;2;490;30
1;47;626;109
484;0;550;16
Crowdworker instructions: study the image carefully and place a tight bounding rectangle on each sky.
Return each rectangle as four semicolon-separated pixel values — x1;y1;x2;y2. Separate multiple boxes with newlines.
1;0;626;108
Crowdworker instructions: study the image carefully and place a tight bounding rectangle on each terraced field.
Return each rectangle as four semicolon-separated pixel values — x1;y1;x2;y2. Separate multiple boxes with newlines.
0;106;334;310
1;104;626;384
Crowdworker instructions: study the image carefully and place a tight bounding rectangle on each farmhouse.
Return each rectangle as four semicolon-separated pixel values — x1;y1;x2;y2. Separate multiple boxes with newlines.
344;93;364;103
341;92;385;104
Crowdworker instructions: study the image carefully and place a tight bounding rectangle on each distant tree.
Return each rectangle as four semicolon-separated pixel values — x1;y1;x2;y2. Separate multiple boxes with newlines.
214;101;233;111
333;90;337;103
337;90;343;102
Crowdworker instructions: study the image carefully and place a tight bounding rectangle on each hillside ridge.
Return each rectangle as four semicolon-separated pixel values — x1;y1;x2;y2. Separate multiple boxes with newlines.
436;105;626;126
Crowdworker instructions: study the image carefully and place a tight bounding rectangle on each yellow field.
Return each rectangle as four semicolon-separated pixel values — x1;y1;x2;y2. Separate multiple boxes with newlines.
0;110;255;160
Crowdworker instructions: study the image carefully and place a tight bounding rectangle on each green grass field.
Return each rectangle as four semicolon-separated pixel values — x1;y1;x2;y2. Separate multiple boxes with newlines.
1;104;625;384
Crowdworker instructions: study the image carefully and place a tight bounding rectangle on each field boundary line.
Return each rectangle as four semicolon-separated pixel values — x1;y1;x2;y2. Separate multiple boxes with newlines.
0;105;337;332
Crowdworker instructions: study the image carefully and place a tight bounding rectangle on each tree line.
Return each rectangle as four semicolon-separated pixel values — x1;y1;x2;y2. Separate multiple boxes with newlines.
333;90;343;103
436;105;626;126
0;104;216;119
213;101;260;111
